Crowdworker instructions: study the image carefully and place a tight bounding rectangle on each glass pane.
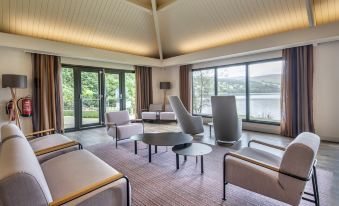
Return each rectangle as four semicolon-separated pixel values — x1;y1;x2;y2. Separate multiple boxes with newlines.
105;73;120;113
192;69;215;115
249;60;282;122
125;73;136;118
81;72;100;125
62;67;75;129
217;65;246;119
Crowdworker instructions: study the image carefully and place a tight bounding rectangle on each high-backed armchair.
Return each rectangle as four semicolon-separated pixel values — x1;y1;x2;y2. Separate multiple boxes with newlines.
168;96;203;135
211;96;242;143
223;132;320;206
105;111;144;148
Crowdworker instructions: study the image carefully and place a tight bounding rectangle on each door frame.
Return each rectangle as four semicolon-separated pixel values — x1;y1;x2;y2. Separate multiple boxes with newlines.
62;64;135;132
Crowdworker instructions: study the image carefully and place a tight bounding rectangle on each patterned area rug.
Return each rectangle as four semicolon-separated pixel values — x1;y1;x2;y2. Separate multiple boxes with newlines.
87;140;333;206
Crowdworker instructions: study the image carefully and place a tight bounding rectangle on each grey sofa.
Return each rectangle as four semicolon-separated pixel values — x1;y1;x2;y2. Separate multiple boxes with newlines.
211;96;242;143
105;110;144;148
223;132;320;206
0;123;130;206
1;124;81;163
168;96;203;135
141;104;162;120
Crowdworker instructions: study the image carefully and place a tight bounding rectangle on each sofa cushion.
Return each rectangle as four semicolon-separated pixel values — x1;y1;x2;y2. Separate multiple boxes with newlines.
1;123;25;143
141;112;157;120
149;104;162;112
159;112;176;120
0;137;53;205
29;133;74;152
41;150;127;202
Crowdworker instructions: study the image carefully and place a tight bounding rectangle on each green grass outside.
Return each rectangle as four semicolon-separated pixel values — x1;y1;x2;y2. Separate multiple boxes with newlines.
64;110;99;118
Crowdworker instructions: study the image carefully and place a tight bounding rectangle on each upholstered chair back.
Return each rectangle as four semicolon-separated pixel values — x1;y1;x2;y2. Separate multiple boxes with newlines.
164;104;173;112
0;124;53;205
149;104;162;112
280;132;320;179
105;110;130;127
211;96;242;142
168;96;204;134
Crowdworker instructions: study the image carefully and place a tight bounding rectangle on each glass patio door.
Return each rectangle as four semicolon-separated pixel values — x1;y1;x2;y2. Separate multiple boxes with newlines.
105;72;121;113
80;70;103;127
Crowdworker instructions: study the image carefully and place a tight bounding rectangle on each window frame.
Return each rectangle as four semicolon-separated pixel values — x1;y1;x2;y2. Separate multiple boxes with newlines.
191;57;282;126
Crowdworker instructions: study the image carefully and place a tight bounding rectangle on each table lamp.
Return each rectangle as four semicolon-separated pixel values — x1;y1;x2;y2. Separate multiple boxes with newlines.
2;74;27;129
160;82;171;111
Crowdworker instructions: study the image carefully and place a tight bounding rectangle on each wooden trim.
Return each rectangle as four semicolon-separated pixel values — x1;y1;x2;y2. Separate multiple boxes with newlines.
248;139;286;151
35;141;79;156
226;152;280;172
25;128;55;138
49;173;124;206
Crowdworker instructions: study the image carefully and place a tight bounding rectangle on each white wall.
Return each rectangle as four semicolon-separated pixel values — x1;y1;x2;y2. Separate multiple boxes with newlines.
152;66;180;104
0;47;33;134
313;41;339;141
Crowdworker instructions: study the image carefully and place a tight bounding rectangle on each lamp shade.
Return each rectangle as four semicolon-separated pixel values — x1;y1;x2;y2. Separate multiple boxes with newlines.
2;74;27;88
160;82;171;89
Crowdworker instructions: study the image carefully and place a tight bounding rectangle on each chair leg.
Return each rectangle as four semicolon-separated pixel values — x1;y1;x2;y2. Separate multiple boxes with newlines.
223;158;226;200
115;138;118;148
313;166;320;206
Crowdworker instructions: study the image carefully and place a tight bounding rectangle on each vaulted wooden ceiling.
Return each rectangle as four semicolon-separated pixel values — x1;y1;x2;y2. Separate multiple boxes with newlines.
0;0;338;59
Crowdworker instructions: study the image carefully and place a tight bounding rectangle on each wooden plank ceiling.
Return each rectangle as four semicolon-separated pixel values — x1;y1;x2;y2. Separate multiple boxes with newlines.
0;0;338;59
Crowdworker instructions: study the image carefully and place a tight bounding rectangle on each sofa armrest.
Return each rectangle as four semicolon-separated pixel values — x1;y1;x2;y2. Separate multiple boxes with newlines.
26;128;56;140
49;173;129;206
35;141;82;156
248;139;286;151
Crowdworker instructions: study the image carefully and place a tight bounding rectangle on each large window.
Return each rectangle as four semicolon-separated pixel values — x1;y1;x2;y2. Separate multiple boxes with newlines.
192;59;283;124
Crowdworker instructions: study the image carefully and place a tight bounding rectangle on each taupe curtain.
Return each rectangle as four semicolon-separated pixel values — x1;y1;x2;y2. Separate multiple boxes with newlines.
281;45;315;137
135;66;153;118
32;54;64;133
180;65;192;112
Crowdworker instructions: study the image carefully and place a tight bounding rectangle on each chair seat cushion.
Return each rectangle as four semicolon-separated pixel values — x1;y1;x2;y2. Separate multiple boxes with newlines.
29;134;73;152
236;147;282;167
160;112;176;120
41;150;126;201
141;112;157;120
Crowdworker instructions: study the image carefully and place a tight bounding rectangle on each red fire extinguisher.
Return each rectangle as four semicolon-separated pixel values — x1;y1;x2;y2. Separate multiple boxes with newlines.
17;96;33;117
5;100;16;121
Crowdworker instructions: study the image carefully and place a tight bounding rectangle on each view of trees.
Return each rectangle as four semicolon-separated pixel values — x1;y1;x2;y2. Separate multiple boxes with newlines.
61;68;136;128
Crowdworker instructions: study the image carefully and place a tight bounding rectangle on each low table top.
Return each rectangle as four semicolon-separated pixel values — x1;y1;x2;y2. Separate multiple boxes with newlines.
131;132;193;146
172;143;212;156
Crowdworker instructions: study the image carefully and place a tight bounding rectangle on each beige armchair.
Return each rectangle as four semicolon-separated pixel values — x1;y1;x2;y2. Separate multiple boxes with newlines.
105;110;144;148
223;132;320;206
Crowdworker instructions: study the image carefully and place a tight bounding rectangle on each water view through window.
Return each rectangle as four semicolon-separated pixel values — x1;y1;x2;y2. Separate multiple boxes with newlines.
192;59;282;123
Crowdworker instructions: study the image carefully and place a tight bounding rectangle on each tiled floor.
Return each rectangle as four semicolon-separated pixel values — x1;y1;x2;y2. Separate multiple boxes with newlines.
66;122;339;201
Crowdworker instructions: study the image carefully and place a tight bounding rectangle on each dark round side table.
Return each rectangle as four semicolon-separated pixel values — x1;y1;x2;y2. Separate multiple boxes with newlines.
172;143;212;174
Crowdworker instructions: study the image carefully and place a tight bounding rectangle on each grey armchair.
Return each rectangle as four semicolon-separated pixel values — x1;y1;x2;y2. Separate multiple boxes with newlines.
105;110;144;148
168;96;203;135
211;96;242;143
223;132;320;206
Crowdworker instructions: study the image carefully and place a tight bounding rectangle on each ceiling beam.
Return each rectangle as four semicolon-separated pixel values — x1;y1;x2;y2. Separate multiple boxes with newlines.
305;0;316;27
162;21;339;67
157;0;177;12
0;32;162;67
151;0;163;60
125;0;152;14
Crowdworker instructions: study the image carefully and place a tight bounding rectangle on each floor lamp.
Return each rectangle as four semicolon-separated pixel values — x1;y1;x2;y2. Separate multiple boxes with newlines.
160;82;171;111
2;74;27;129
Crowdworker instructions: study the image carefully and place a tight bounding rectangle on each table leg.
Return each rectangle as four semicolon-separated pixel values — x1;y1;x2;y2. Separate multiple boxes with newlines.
155;145;158;153
134;141;137;154
196;156;198;164
209;125;212;138
148;144;152;163
184;155;187;161
201;156;204;174
176;154;179;169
